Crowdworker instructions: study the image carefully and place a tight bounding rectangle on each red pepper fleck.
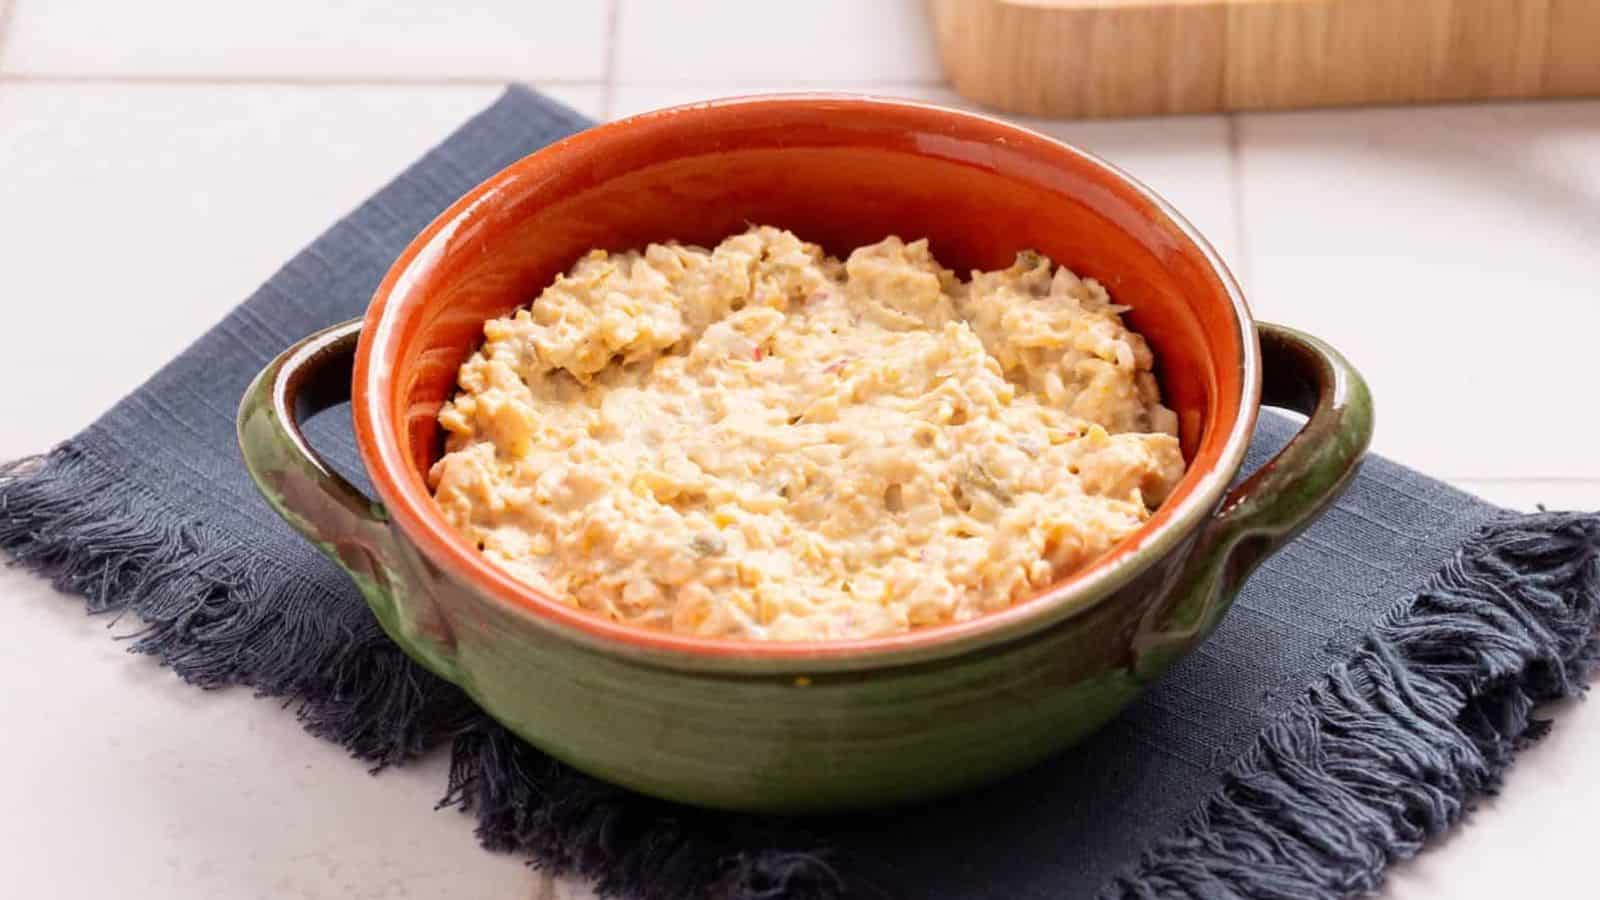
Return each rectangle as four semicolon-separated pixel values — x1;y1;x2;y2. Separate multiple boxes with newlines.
752;346;765;361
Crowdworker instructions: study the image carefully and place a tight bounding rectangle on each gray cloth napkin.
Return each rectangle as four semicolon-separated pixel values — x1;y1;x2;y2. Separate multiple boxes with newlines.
3;86;1597;900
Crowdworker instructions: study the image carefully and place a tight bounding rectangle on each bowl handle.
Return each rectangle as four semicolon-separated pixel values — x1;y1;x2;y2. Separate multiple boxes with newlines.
1133;322;1374;680
236;319;461;683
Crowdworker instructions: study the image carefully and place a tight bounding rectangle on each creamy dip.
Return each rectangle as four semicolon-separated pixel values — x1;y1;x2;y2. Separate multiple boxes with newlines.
429;227;1185;641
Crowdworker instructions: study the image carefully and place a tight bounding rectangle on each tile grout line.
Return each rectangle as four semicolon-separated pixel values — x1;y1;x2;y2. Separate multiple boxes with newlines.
1225;113;1253;289
0;71;950;92
0;72;607;88
608;77;947;90
601;0;621;120
1449;476;1600;485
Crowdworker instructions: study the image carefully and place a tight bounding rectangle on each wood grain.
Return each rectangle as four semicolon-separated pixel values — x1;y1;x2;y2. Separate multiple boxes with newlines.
929;0;1600;118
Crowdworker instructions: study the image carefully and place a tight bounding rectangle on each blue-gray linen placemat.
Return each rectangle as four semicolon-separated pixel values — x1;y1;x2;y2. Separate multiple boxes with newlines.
4;87;1597;900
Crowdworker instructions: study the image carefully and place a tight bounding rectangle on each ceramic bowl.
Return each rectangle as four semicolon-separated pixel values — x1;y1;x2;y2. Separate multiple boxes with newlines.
238;95;1372;813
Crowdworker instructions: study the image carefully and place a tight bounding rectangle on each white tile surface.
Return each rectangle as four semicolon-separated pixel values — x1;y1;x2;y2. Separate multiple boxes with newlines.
615;0;941;84
0;0;610;81
612;83;1242;272
1449;479;1600;513
0;82;599;456
1237;100;1600;479
0;568;538;900
1383;692;1600;900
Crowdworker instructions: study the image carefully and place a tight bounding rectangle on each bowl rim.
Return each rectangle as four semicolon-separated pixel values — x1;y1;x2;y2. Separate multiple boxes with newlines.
351;92;1261;674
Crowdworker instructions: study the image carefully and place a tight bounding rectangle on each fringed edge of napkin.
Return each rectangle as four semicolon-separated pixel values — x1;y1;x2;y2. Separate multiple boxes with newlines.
1106;511;1600;899
0;442;842;900
6;444;1599;900
0;443;474;761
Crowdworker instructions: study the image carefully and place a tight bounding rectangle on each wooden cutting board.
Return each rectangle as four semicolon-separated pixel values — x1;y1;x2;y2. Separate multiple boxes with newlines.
928;0;1600;119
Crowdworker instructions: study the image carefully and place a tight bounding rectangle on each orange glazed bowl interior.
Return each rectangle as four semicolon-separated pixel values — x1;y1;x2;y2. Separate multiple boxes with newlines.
352;94;1255;663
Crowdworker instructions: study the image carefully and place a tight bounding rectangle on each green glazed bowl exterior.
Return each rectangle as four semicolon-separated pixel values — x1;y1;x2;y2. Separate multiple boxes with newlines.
237;95;1373;813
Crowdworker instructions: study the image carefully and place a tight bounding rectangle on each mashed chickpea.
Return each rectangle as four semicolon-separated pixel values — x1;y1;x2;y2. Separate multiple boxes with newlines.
429;227;1185;641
